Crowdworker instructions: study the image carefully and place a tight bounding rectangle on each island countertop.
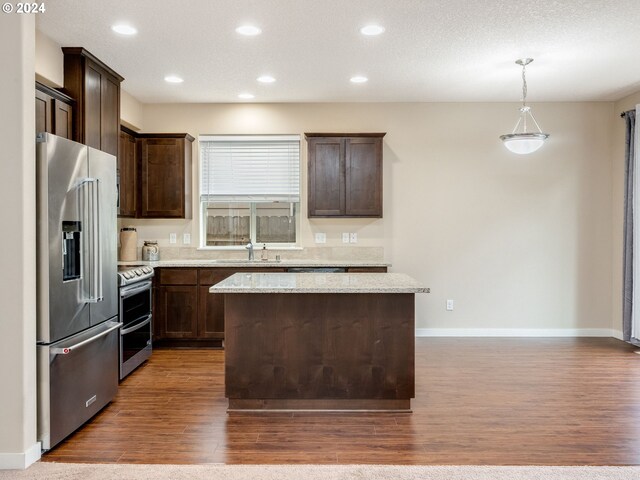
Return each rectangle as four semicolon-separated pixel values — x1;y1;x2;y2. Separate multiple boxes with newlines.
119;259;390;268
209;272;429;294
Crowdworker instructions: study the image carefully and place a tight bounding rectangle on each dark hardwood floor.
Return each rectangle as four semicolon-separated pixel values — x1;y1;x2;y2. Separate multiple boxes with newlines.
42;338;640;465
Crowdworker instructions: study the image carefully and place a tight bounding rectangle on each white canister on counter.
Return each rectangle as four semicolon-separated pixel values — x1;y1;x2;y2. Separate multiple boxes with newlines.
142;240;160;261
119;227;137;261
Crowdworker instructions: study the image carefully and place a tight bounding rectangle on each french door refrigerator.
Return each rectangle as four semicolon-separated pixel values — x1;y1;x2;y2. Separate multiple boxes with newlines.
36;133;121;450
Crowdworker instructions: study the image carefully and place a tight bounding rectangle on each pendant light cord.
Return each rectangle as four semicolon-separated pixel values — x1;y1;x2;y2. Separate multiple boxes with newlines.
521;63;528;108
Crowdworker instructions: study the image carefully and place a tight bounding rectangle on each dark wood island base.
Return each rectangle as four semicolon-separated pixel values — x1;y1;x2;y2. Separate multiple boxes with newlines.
223;292;416;411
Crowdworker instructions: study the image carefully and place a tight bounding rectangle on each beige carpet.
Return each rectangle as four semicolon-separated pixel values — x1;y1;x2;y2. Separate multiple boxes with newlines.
2;464;640;480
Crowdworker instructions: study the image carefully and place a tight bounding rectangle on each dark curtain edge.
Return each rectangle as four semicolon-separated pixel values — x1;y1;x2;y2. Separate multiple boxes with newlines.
622;109;636;342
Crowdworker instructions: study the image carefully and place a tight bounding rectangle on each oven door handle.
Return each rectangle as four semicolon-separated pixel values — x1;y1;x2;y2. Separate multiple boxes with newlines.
121;314;152;335
120;280;153;298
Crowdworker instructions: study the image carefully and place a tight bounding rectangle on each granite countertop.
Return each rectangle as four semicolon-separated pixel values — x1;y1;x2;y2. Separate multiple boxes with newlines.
118;259;390;268
209;272;429;294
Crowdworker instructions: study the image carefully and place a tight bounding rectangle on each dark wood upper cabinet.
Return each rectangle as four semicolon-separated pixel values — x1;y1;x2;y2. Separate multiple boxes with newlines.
306;133;385;218
138;133;194;219
118;126;137;217
35;82;74;140
62;47;123;157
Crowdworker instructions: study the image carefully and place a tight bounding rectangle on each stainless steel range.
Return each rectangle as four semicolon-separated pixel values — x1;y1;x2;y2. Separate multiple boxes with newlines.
117;266;154;379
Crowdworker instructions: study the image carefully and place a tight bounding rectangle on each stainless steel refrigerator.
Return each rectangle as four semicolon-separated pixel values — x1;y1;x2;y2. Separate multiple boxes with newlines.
36;133;121;451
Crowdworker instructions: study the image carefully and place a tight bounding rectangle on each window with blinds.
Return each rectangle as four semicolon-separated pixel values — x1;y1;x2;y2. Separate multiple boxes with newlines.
200;135;300;203
199;135;301;248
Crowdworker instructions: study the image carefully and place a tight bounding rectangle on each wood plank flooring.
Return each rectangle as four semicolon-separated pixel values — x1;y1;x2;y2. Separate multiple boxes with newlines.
42;338;640;465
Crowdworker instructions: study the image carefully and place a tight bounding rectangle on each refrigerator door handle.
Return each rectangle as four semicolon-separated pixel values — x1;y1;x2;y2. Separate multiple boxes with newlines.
80;177;102;303
78;177;98;303
50;321;122;356
93;178;103;302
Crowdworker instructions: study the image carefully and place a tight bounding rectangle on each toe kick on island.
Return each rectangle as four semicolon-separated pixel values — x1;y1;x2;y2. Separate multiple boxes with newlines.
210;272;429;412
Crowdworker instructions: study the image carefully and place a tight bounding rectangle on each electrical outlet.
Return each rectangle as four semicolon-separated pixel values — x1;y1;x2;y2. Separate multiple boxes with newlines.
342;233;350;243
350;233;358;243
169;233;177;244
183;233;191;245
446;299;454;311
315;232;326;244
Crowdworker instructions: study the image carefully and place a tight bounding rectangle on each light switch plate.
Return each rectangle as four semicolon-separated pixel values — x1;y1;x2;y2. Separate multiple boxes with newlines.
315;232;326;244
183;233;191;245
169;233;177;244
446;299;454;311
350;233;358;243
342;233;350;243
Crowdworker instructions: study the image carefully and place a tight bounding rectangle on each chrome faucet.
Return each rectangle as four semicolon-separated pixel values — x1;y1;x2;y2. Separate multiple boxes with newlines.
245;241;254;261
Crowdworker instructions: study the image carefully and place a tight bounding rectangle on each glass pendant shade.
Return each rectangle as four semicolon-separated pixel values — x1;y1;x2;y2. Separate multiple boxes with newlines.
500;133;548;154
500;58;549;154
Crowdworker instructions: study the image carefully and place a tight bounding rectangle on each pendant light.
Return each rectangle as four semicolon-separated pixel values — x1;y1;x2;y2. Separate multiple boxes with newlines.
500;58;549;154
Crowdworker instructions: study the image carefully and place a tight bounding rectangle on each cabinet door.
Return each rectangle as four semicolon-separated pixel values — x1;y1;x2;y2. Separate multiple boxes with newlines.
84;64;102;150
53;100;73;140
308;137;345;217
197;267;287;340
35;90;52;135
198;269;236;339
139;138;186;218
118;130;137;217
100;75;119;156
198;286;225;339
345;137;382;217
160;286;198;338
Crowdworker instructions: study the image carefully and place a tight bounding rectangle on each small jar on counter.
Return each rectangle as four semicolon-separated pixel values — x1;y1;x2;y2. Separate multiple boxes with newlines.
142;240;160;261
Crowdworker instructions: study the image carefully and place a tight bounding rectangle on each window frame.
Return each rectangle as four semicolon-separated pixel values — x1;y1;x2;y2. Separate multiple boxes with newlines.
197;135;302;250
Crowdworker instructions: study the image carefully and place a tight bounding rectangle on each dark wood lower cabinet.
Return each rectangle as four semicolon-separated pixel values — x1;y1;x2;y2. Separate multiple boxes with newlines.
160;286;198;338
154;266;386;348
155;267;284;347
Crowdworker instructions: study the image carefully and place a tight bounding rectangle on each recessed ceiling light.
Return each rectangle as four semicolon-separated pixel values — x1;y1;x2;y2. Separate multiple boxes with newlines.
164;75;184;84
111;24;137;36
350;76;368;83
257;75;276;83
236;25;262;36
360;25;385;36
238;93;255;99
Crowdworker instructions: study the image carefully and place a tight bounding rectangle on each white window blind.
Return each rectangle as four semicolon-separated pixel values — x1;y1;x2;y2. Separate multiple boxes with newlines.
200;135;300;202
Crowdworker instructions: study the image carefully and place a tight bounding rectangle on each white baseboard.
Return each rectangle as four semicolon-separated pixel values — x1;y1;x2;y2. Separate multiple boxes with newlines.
0;443;41;470
415;328;617;337
611;329;624;340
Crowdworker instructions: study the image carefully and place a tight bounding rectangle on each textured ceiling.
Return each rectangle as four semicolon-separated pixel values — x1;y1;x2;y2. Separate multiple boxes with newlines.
37;0;640;103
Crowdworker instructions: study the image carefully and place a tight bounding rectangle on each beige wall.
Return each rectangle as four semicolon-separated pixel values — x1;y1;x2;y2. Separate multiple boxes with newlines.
121;89;144;131
134;101;615;333
35;29;63;88
0;15;39;467
610;90;640;336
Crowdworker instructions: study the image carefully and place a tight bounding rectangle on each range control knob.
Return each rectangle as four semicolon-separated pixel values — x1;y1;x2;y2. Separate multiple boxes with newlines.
124;272;133;279
143;267;152;274
135;269;143;276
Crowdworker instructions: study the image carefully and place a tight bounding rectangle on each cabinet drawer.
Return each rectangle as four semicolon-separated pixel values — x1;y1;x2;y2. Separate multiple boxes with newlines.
199;267;287;285
199;268;237;286
346;267;388;273
158;268;197;285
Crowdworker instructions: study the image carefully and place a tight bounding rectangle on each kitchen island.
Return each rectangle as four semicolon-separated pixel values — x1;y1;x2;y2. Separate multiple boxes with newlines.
210;272;428;411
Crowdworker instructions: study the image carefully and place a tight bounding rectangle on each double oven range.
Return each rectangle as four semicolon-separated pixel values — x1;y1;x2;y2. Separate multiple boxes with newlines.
117;266;154;379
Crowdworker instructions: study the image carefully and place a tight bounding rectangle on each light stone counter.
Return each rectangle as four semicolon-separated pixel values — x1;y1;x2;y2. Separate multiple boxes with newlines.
119;259;390;268
209;272;428;294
